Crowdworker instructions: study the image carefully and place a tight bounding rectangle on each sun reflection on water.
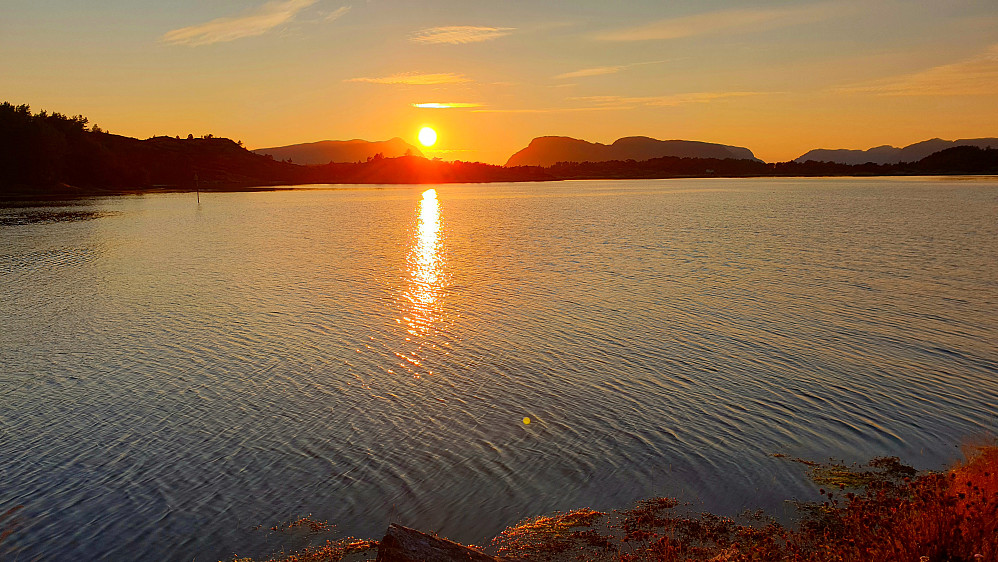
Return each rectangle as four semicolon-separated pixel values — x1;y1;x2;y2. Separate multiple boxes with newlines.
395;188;447;377
412;189;441;306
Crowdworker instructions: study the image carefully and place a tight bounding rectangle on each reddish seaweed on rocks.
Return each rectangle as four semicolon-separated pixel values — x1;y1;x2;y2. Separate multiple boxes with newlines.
224;444;998;561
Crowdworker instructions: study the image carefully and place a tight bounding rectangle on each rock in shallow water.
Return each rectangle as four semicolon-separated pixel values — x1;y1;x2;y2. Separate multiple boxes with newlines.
376;523;498;562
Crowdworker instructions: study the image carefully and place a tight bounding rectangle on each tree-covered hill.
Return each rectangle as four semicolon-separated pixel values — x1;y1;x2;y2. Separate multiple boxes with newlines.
0;102;549;195
0;102;300;195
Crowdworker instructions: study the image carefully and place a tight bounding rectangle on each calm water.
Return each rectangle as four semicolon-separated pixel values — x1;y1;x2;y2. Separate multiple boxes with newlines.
2;178;997;560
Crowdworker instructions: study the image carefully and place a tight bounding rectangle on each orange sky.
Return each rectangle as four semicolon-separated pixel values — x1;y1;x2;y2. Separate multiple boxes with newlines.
2;0;997;164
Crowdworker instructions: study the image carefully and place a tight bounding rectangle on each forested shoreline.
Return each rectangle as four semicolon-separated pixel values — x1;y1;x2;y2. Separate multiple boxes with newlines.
3;102;997;197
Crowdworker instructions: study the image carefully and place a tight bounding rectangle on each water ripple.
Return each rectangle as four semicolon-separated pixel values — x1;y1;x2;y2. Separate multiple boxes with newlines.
1;179;997;560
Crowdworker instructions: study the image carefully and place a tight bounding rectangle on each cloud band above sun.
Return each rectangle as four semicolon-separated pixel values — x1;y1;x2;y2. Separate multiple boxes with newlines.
412;102;482;109
410;26;514;45
162;0;348;46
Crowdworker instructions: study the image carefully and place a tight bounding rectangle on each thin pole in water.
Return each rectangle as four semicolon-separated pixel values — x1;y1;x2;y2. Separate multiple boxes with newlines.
195;171;200;204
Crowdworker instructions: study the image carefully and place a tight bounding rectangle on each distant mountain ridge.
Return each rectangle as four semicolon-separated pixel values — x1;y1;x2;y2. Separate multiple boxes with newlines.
505;136;759;167
795;138;998;165
253;138;423;164
6;101;997;197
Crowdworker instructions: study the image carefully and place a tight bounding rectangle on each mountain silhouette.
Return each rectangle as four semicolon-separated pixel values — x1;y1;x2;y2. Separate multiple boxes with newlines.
505;136;758;167
6;101;997;196
795;138;998;165
253;138;423;164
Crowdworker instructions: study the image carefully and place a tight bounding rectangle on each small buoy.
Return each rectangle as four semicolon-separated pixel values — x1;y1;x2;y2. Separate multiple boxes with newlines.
523;417;531;425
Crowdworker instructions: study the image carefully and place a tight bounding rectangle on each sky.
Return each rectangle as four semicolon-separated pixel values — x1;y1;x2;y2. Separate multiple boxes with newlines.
2;0;997;164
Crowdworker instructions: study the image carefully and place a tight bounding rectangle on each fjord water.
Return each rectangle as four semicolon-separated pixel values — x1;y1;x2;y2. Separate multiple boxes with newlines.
2;178;997;560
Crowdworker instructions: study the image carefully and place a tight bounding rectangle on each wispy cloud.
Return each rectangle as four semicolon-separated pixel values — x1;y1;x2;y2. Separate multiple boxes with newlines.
324;6;351;22
553;60;668;80
410;26;515;45
571;91;761;108
554;66;624;80
838;44;998;96
162;0;331;46
470;91;758;114
346;72;471;85
596;2;846;41
412;102;483;109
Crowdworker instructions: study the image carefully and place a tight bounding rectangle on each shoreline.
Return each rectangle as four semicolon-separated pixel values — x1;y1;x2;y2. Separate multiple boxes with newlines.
3;172;998;202
224;445;998;562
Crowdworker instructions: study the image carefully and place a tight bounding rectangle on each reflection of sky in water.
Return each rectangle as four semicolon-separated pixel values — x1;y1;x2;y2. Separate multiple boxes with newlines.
396;188;446;377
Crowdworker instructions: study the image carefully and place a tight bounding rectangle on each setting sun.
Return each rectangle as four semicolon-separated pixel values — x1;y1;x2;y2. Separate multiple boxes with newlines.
5;1;998;559
418;127;437;147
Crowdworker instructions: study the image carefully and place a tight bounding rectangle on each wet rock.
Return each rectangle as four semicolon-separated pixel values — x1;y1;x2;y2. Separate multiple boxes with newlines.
376;523;498;562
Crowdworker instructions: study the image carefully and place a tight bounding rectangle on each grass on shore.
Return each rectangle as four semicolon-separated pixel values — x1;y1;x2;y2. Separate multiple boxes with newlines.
492;443;997;561
210;444;995;561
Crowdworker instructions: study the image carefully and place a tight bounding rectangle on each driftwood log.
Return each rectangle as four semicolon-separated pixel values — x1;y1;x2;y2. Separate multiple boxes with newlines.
376;523;499;562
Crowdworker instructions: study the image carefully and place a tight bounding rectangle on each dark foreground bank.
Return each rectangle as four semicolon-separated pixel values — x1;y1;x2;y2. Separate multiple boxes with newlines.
209;445;997;562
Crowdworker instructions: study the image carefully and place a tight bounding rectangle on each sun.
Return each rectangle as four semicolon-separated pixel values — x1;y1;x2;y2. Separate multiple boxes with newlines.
418;127;437;147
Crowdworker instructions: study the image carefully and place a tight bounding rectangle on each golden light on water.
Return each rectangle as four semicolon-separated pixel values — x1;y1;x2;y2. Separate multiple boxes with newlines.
394;188;446;377
412;188;441;305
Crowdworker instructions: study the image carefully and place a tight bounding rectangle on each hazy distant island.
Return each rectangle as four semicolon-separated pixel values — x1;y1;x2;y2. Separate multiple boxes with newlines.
252;137;424;165
795;137;998;165
2;101;997;197
504;135;760;167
